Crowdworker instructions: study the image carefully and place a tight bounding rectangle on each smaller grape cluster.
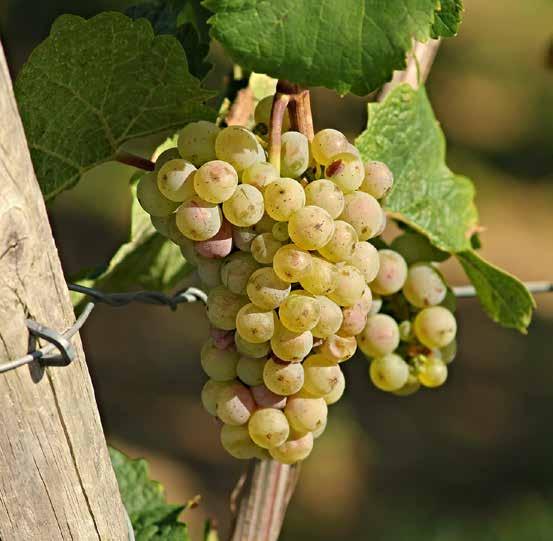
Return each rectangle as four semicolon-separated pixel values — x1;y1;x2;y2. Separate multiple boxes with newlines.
136;94;457;464
358;245;458;396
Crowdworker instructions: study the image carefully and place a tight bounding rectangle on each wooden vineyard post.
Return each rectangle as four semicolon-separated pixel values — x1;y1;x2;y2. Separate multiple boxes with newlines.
0;41;129;540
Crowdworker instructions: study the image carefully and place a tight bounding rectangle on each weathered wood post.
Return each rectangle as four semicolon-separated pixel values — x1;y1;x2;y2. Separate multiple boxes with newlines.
0;41;129;540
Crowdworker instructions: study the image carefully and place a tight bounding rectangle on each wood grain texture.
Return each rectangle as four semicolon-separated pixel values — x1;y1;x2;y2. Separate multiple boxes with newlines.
0;42;128;540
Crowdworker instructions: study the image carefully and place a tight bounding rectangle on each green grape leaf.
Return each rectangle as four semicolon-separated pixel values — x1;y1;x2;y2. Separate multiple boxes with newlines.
457;250;535;333
204;0;442;96
126;0;212;79
70;175;192;307
109;447;191;541
356;84;478;253
432;0;464;38
15;12;215;200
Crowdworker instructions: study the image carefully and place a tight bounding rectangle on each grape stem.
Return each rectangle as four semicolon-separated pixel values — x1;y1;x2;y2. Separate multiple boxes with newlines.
268;93;291;173
115;150;155;171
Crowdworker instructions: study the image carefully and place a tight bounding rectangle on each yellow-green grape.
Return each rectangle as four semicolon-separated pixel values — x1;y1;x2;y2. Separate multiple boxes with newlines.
304;179;345;219
157;159;197;202
402;263;447;308
270;431;314;464
248;408;290;449
223;184;264;227
235;331;271;359
398;320;414;342
339;191;384;241
270;321;313;363
201;379;229;416
253;213;277;234
137;172;179;217
369;295;383;316
285;392;328;433
263;358;304;396
194;160;238;203
220;252;260;295
175;195;222;241
216;381;255;425
207;286;247;330
339;302;368;337
317;334;357;362
370;249;408;295
279;291;321;333
312;296;343;338
414;306;457;348
318;220;358;263
357;286;373;313
232;226;257;252
272;221;290;242
254;95;291;135
246;267;291;310
280;131;309;178
251;233;283;264
264;178;305;221
369;354;409;391
299;257;338;296
236;303;276;344
349;242;380;283
177;120;220;166
357;314;400;357
196;256;223;289
323;369;345;405
179;237;199;266
303;354;342;397
273;244;312;283
236;356;266;386
361;160;394;199
312;418;327;439
215;126;265;172
201;339;239;381
440;339;457;364
150;215;172;238
326;151;364;193
242;161;279;191
154;147;181;171
418;355;448;388
251;384;287;409
311;129;349;166
288;206;335;250
220;424;263;459
328;264;365;307
393;371;421;397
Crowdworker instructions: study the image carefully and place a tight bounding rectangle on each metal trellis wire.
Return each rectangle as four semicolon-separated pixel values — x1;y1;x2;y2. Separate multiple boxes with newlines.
0;285;206;375
1;280;552;376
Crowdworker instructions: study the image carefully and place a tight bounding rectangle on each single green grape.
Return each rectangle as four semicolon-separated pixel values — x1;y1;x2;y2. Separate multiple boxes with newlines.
137;172;179;217
177;121;220;167
369;354;409;392
413;306;457;349
288;206;335;250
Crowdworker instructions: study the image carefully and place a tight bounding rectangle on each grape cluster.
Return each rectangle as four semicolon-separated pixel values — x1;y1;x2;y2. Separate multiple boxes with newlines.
136;94;457;464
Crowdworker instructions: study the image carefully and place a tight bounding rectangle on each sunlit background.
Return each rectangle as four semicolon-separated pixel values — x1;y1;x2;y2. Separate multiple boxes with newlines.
1;1;553;539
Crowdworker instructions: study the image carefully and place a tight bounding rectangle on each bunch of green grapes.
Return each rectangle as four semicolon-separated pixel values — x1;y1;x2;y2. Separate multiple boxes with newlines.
358;238;458;396
136;92;440;464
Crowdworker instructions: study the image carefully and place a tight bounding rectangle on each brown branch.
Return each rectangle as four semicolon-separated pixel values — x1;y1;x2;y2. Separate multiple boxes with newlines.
115;150;155;171
377;39;441;101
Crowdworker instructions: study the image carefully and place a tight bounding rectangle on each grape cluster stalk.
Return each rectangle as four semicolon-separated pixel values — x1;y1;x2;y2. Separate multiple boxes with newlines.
136;93;457;464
